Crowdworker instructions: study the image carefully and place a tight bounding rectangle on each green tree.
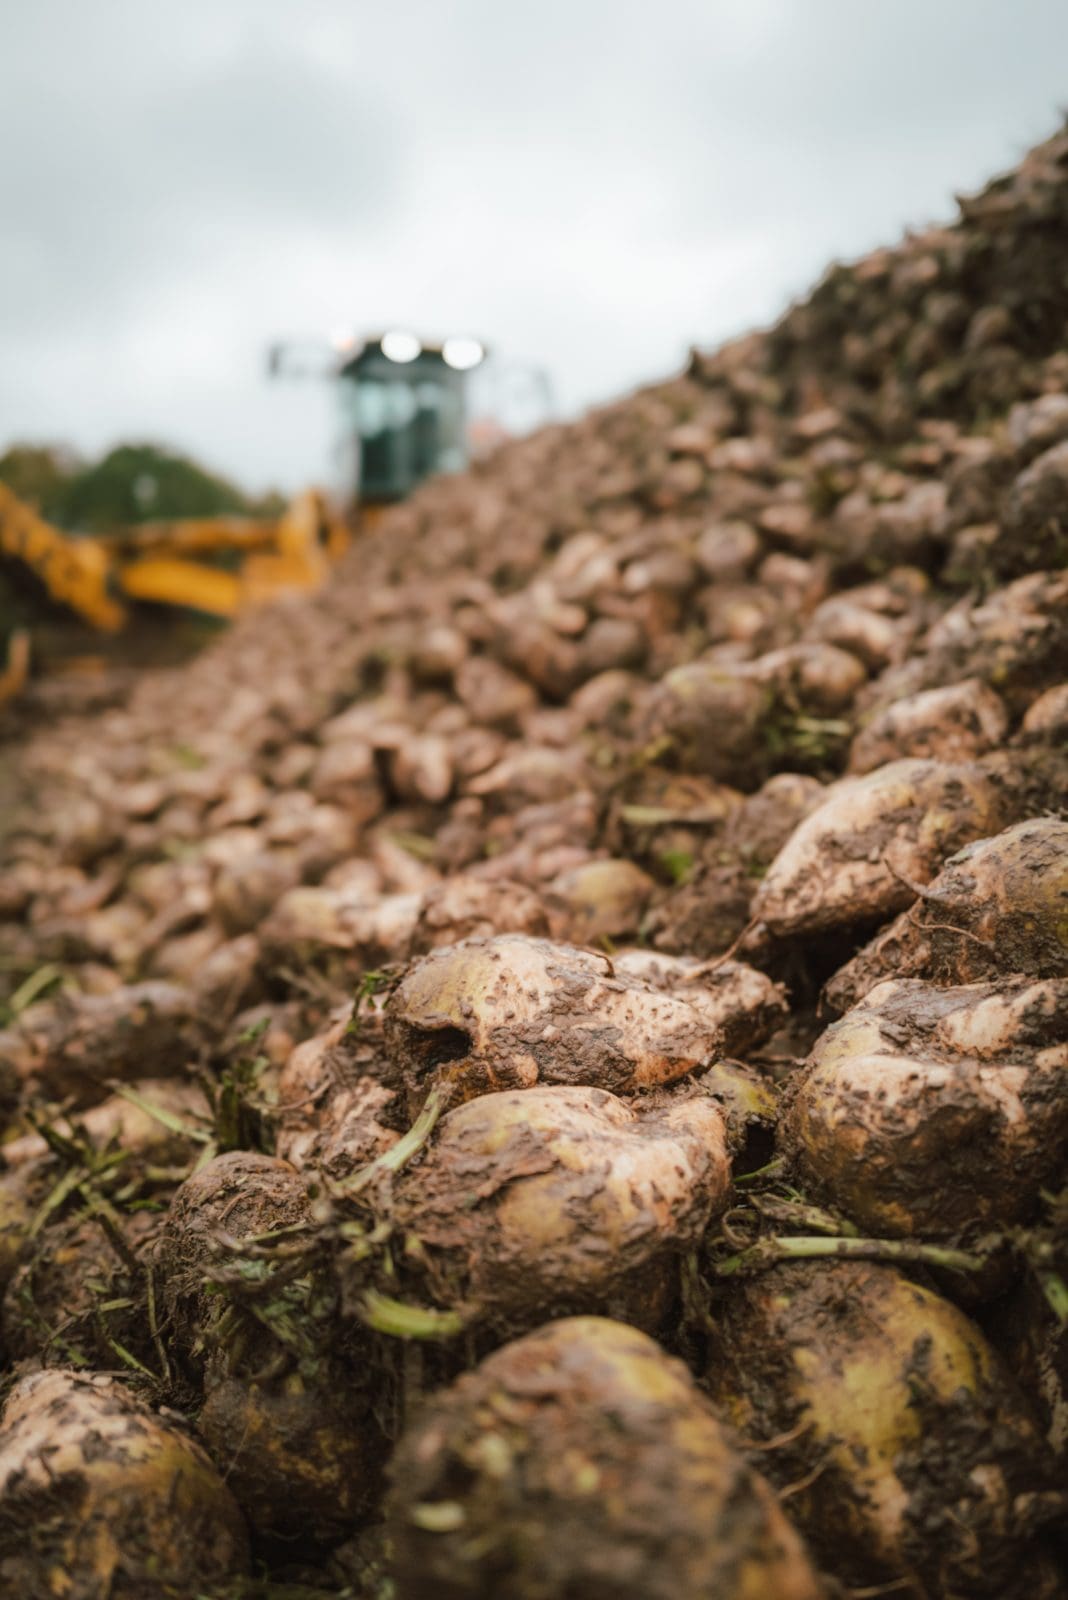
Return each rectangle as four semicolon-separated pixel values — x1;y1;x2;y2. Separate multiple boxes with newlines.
0;443;83;523
2;438;288;532
61;442;255;531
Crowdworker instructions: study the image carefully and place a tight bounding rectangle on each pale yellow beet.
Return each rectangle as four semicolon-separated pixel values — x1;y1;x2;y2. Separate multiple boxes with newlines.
389;1316;826;1600
705;1261;1062;1598
0;1369;249;1597
786;976;1068;1235
364;1083;731;1333
753;758;1008;936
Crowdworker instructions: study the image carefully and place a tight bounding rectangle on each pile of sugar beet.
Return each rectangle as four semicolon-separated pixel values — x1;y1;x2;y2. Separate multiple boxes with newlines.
1;128;1068;1600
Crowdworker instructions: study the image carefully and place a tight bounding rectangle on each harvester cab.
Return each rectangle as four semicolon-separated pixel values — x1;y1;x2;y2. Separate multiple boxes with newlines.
336;333;485;505
268;330;488;511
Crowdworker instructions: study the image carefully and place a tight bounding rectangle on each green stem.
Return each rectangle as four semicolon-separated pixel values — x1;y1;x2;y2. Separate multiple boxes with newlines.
29;1164;86;1239
358;1289;466;1341
793;715;851;738
733;1155;787;1187
756;1198;861;1237
110;1082;213;1143
101;1332;157;1379
1036;1269;1068;1326
6;962;63;1017
335;1086;447;1198
24;1111;86;1166
338;1219;393;1262
715;1234;986;1278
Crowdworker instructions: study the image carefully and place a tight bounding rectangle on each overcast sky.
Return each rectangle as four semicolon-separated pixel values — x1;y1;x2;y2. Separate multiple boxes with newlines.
3;1;1068;493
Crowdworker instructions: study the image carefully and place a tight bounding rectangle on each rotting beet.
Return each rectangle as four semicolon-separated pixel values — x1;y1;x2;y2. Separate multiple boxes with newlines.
381;934;731;1111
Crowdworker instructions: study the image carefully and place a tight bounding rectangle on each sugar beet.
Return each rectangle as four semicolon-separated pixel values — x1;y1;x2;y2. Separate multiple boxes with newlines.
388;1316;825;1600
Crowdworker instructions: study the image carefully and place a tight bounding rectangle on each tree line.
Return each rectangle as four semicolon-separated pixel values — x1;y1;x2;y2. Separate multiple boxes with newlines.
0;441;285;532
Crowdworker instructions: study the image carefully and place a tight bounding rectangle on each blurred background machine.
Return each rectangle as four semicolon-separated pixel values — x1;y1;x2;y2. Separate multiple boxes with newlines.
0;331;554;703
0;480;348;705
268;328;554;506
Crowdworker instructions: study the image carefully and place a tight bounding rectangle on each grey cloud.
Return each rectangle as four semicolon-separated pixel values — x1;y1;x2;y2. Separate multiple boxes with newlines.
1;21;402;329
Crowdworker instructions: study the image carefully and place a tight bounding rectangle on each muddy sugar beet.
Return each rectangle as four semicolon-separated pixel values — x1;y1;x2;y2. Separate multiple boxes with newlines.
751;757;1009;937
785;975;1068;1238
382;933;733;1110
156;1150;385;1547
387;1316;825;1600
825;815;1068;1011
704;1261;1064;1598
343;1082;731;1336
0;1369;250;1598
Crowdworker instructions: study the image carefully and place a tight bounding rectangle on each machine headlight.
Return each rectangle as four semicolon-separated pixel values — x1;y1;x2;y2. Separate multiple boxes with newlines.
381;330;422;363
442;336;485;371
